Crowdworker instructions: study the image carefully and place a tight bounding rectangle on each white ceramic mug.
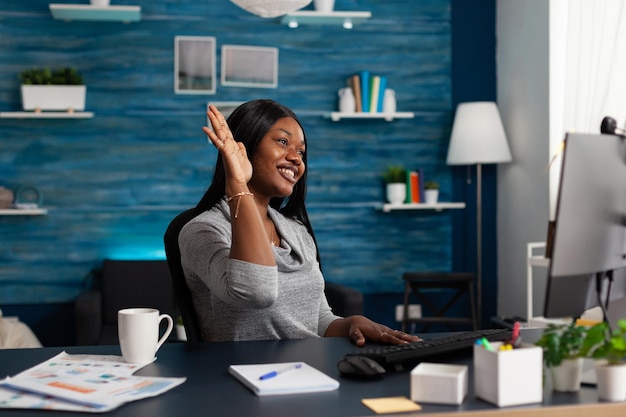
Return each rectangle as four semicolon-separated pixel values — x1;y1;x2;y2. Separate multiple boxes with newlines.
118;308;173;365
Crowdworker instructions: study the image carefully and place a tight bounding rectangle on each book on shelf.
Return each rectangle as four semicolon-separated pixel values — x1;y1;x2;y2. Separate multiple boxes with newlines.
350;74;363;112
369;75;380;113
376;75;387;112
359;70;370;112
404;169;425;204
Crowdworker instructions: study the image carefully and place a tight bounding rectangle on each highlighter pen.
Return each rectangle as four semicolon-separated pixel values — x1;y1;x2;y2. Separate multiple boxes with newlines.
480;337;494;352
259;363;302;381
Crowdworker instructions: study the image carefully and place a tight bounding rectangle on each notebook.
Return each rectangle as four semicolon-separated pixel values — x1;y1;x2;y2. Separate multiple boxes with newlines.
228;362;339;396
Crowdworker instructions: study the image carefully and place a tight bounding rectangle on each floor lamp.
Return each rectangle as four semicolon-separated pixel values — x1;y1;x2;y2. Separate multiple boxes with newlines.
446;102;512;328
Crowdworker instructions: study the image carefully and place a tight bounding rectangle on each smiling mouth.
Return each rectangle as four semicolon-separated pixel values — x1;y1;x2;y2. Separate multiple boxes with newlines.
278;167;297;181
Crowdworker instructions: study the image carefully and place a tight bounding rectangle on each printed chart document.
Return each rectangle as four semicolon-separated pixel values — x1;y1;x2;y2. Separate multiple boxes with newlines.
228;362;339;396
0;351;185;412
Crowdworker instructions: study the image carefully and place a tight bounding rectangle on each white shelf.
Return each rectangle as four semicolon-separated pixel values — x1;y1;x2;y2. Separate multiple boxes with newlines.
280;11;371;28
325;112;414;122
49;4;141;22
0;111;93;119
0;208;48;216
381;202;466;212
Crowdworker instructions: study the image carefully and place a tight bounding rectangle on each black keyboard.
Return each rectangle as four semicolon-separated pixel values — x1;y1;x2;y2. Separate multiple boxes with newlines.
345;328;512;368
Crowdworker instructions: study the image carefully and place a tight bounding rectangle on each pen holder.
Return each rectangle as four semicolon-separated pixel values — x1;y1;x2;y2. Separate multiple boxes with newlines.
473;342;543;407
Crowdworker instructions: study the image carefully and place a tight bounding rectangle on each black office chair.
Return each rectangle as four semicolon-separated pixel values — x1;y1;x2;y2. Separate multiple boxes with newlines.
164;208;205;342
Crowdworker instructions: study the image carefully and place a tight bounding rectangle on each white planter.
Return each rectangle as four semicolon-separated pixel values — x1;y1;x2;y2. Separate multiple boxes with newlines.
595;362;626;402
386;183;406;205
424;189;439;204
21;85;86;112
314;0;335;13
90;0;111;6
550;358;583;392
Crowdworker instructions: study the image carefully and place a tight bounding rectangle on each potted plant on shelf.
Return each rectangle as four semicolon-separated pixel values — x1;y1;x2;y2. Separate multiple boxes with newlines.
580;319;626;401
424;181;440;204
19;67;86;112
534;322;587;392
383;165;406;205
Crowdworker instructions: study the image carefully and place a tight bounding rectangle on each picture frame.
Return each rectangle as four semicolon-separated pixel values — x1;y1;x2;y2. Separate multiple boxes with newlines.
221;45;278;88
205;101;244;130
174;36;216;94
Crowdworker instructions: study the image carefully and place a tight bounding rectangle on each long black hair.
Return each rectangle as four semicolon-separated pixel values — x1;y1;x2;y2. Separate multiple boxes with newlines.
195;99;321;261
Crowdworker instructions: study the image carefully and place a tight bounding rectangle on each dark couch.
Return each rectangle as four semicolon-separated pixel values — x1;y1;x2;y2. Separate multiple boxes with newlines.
75;260;363;345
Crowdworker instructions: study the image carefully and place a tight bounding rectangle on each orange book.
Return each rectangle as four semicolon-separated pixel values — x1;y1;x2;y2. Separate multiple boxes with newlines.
410;171;420;203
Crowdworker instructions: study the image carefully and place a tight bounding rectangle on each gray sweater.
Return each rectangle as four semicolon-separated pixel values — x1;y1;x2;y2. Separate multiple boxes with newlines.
179;199;340;342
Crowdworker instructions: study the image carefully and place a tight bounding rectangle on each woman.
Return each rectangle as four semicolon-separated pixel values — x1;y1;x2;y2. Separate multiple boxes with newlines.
179;99;419;346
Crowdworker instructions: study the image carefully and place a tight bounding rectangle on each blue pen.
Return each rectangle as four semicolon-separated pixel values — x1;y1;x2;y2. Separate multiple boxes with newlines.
259;363;302;380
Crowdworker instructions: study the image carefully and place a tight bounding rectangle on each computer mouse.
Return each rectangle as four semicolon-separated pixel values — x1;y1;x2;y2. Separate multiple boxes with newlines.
336;355;386;379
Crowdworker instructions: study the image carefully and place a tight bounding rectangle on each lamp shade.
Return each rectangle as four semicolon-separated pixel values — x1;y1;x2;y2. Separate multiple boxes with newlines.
230;0;312;17
446;102;512;165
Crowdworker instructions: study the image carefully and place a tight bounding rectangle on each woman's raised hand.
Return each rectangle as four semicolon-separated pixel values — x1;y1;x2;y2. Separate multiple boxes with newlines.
202;105;252;187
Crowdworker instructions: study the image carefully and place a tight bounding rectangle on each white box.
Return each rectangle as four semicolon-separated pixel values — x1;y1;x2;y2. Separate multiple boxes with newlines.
473;342;543;407
410;362;468;405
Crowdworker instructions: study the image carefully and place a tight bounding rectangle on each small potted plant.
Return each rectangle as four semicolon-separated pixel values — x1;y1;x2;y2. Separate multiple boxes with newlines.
19;67;86;112
580;319;626;401
383;165;406;205
534;322;586;392
424;181;440;204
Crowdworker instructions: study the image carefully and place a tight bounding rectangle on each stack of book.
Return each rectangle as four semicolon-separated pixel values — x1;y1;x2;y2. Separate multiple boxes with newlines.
348;71;388;113
405;169;425;204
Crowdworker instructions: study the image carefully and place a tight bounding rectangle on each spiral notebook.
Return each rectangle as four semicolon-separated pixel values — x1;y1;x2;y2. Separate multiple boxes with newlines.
228;362;339;396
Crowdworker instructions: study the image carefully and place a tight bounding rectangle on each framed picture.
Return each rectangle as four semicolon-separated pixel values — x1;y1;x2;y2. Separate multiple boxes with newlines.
221;45;278;88
205;101;244;130
174;36;216;94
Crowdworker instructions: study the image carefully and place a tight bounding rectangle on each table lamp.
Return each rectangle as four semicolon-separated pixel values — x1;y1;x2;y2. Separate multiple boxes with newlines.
446;101;512;327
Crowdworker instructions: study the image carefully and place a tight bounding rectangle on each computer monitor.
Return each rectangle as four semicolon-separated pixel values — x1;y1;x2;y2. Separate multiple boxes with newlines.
544;132;626;322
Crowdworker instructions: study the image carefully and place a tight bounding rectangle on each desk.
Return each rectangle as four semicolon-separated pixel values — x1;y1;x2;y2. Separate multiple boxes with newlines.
0;332;624;417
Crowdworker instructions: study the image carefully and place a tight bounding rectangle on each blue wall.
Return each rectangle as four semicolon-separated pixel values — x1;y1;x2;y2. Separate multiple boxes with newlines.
0;0;498;344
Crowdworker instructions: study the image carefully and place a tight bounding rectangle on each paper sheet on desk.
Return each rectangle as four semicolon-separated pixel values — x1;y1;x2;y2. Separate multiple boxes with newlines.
0;351;186;412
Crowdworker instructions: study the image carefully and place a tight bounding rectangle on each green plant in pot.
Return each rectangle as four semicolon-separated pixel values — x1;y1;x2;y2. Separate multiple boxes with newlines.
534;322;586;392
580;319;626;401
382;166;406;205
423;180;440;204
18;67;86;112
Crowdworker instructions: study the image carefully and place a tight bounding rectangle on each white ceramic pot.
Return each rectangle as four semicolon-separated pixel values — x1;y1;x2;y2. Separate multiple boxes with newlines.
550;358;583;392
338;87;355;113
21;85;86;112
90;0;111;6
383;89;396;113
424;189;439;204
386;183;406;205
314;0;335;13
595;362;626;401
176;323;187;341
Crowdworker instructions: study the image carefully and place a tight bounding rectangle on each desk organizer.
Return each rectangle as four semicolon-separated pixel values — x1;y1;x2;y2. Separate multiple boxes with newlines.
410;362;468;405
473;342;543;407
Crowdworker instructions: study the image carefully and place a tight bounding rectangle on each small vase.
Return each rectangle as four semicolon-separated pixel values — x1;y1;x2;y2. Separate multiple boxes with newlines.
383;89;396;113
338;87;355;113
386;183;406;205
314;0;335;12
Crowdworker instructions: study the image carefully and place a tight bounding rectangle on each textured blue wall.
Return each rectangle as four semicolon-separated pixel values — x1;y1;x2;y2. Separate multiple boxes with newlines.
0;0;454;305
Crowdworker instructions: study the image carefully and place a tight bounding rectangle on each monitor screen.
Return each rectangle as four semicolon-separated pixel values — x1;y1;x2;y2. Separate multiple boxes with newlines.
544;132;626;319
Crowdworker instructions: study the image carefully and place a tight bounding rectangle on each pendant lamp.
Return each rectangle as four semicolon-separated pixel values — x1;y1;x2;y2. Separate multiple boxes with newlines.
230;0;312;18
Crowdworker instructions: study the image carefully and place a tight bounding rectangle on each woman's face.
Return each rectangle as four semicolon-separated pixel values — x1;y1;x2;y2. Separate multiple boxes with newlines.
248;117;306;199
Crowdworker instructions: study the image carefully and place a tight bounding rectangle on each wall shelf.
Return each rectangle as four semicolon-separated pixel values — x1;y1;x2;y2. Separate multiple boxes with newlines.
49;4;141;22
0;208;48;216
381;202;466;213
325;112;414;122
0;111;94;119
280;11;371;29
